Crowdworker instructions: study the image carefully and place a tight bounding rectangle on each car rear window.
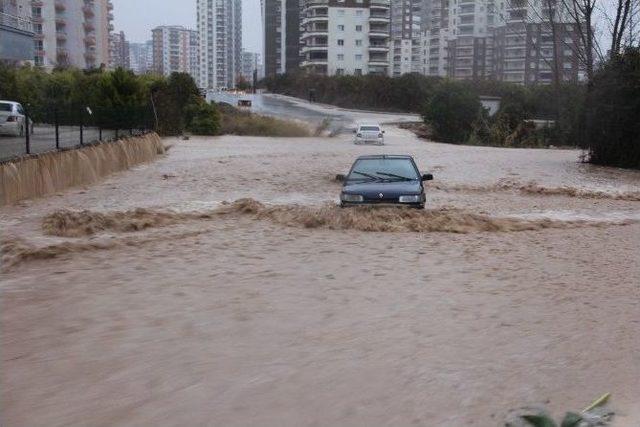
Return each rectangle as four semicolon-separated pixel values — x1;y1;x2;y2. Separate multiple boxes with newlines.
360;126;380;132
0;103;12;112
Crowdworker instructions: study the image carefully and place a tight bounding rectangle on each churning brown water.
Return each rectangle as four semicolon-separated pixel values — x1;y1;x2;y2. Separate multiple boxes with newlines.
0;133;165;206
2;123;640;427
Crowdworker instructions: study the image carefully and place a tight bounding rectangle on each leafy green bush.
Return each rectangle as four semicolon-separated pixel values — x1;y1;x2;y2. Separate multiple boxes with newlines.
186;102;221;135
587;48;640;169
422;81;484;144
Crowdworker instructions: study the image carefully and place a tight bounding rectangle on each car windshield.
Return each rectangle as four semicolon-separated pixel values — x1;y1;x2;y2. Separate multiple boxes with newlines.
348;158;419;181
359;126;380;132
0;103;12;112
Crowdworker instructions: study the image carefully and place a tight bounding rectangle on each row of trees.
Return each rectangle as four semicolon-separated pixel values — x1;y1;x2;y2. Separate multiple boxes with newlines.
0;65;220;136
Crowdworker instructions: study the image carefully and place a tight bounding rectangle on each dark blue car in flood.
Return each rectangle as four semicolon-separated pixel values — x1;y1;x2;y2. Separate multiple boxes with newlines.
339;155;433;209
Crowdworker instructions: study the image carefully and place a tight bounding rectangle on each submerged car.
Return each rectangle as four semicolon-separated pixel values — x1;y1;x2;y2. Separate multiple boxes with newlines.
354;124;385;145
339;155;433;209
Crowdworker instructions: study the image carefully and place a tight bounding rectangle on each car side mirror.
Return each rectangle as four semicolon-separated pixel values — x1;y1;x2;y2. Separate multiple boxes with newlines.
335;174;346;182
422;173;434;181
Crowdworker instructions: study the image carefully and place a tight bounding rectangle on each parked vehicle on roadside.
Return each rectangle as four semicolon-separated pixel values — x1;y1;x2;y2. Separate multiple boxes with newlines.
0;101;32;137
354;123;385;145
338;155;433;209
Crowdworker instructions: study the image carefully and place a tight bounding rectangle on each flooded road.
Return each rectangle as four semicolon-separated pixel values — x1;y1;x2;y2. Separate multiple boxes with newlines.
1;99;640;426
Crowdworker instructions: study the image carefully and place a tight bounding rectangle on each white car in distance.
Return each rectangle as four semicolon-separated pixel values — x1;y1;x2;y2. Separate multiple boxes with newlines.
354;124;385;145
0;100;31;136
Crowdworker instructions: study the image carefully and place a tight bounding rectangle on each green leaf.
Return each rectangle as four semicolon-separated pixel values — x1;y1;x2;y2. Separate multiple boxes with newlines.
521;414;557;427
560;412;583;427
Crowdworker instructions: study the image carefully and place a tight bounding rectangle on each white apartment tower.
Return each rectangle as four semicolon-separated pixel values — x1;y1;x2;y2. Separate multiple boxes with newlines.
300;0;391;76
197;0;242;89
390;0;423;76
31;0;113;69
152;26;199;82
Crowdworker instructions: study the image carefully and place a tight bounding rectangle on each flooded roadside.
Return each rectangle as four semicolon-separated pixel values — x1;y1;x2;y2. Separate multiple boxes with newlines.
1;103;640;426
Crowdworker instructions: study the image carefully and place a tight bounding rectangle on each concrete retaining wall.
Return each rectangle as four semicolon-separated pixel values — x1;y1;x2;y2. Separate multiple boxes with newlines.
0;133;165;206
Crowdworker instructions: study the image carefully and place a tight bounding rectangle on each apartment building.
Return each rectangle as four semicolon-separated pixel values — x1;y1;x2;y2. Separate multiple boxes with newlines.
390;0;423;76
0;0;34;64
420;0;449;76
151;26;199;82
129;40;152;75
240;50;261;81
492;1;583;84
109;30;129;69
300;0;391;76
261;0;300;77
31;0;113;69
197;0;242;89
420;0;583;84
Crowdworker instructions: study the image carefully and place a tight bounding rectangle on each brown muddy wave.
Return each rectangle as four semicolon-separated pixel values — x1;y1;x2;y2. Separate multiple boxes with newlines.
42;198;624;238
434;181;640;201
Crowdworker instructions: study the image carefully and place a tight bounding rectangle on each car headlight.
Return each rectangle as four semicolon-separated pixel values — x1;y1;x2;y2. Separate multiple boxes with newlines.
356;133;362;138
378;133;383;138
399;195;421;203
341;193;364;202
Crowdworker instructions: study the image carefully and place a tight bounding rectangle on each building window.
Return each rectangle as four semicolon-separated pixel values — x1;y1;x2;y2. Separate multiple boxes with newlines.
356;10;363;15
354;68;362;75
338;9;345;15
355;25;362;31
337;54;344;60
338;24;345;31
355;54;363;61
338;39;344;46
336;68;345;75
355;39;363;46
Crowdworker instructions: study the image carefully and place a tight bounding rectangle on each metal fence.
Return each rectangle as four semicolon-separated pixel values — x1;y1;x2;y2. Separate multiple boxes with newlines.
0;104;155;162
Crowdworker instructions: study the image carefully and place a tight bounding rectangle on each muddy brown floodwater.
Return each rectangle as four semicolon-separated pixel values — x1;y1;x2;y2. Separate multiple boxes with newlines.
2;124;640;426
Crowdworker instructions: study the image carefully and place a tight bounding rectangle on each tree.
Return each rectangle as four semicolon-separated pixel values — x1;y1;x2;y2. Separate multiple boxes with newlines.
422;81;484;144
587;47;640;168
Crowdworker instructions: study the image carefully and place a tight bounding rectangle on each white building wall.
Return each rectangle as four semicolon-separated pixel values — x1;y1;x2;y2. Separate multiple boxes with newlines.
327;7;370;75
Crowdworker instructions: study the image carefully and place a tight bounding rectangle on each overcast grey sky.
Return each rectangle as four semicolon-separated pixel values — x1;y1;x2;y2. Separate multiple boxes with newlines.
111;0;262;53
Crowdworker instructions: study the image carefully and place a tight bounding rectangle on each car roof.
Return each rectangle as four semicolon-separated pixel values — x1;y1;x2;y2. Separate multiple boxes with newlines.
355;155;414;160
357;123;381;127
0;101;18;104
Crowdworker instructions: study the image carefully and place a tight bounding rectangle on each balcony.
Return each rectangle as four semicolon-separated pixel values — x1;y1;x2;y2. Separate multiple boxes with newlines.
301;43;328;53
369;43;389;52
370;0;390;9
54;1;66;11
369;30;389;38
56;30;67;41
84;35;96;45
55;17;66;26
82;6;95;17
84;21;94;31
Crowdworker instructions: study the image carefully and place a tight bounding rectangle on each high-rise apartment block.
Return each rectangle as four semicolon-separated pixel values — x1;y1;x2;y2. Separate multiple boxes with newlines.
268;0;583;83
390;0;423;76
109;30;129;69
197;0;242;89
261;0;300;77
129;40;153;75
240;50;261;81
300;0;391;76
31;0;113;69
0;0;35;64
151;25;199;82
420;0;584;84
